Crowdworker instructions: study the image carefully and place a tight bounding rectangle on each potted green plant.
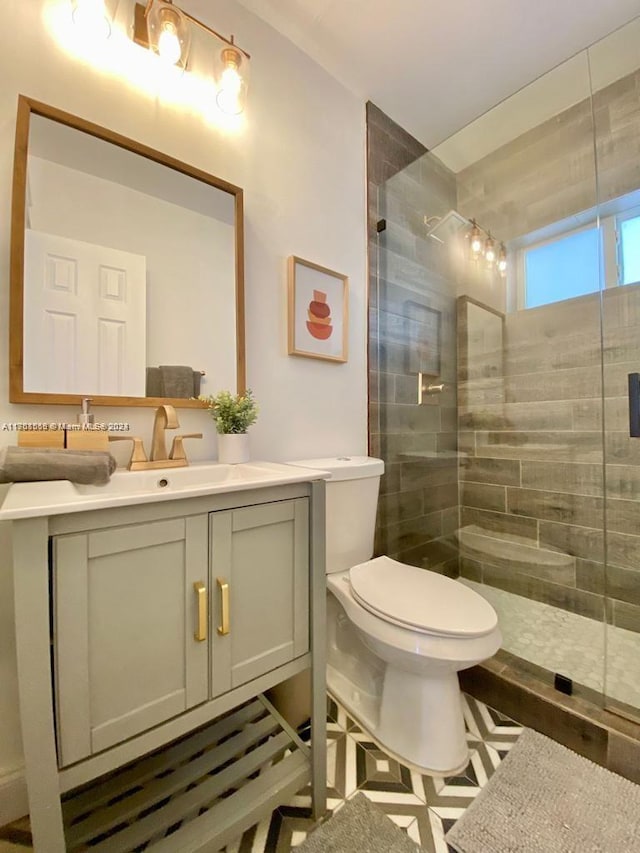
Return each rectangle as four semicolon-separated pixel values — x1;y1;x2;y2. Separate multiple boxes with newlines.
199;389;258;464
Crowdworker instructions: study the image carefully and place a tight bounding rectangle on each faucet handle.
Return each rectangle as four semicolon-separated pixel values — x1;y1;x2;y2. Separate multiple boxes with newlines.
108;435;148;469
169;433;203;463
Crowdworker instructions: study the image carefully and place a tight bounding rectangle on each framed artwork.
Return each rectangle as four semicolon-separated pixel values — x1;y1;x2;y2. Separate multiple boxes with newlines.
405;301;441;376
288;256;349;362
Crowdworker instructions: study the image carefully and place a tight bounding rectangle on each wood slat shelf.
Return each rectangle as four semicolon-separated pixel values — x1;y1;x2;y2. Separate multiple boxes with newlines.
61;696;311;852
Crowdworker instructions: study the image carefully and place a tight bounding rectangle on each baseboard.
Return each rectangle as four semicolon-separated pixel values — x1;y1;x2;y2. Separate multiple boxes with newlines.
0;768;28;829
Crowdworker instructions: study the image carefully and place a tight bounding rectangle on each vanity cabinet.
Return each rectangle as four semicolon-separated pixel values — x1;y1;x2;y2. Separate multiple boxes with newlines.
53;516;210;766
53;498;310;768
210;499;309;696
8;477;326;853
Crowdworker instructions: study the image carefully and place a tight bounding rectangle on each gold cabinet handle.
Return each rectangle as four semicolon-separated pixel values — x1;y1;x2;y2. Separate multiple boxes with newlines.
193;581;207;642
217;577;230;636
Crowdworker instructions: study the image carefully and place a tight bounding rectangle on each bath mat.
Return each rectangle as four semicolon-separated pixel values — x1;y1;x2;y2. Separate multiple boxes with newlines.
446;727;640;852
296;792;426;853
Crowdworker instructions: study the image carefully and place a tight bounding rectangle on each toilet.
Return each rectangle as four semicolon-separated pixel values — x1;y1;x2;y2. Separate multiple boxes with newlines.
293;456;501;776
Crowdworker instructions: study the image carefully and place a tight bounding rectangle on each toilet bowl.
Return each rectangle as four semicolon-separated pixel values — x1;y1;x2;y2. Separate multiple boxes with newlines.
292;456;501;776
328;558;500;774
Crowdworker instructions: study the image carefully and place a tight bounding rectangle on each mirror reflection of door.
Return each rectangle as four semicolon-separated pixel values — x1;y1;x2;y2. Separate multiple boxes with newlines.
10;101;244;405
24;230;146;396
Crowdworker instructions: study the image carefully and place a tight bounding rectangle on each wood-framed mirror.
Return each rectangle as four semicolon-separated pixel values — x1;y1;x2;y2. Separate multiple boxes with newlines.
10;95;245;408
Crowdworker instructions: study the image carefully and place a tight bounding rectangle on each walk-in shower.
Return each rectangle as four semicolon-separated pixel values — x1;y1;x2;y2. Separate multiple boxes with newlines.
369;15;640;724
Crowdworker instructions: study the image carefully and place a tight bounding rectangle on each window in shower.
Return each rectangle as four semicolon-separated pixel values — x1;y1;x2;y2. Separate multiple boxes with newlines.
522;224;601;309
619;213;640;285
518;208;640;309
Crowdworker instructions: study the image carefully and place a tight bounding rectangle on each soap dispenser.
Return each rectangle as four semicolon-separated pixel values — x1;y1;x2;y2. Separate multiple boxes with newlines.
66;397;108;451
78;397;94;427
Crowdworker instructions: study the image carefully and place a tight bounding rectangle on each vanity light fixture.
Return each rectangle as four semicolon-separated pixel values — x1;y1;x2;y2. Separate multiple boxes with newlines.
468;220;507;274
484;233;496;266
145;0;191;67
214;45;248;115
424;212;508;276
71;0;112;39
497;242;507;276
133;0;251;114
470;219;483;258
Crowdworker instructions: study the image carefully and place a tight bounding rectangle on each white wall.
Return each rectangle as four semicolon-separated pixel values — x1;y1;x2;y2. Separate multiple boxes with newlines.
0;0;367;816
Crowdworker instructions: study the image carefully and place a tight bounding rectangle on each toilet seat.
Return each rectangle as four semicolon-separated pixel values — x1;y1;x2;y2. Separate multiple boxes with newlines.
349;556;498;638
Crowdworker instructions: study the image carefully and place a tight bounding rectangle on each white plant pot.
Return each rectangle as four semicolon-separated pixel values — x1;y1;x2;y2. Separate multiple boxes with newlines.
217;433;250;464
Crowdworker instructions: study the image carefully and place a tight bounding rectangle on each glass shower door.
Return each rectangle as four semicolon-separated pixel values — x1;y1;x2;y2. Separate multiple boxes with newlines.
590;17;640;721
369;18;640;717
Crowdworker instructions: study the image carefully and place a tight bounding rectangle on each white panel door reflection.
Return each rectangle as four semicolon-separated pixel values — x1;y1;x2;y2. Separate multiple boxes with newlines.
24;230;146;396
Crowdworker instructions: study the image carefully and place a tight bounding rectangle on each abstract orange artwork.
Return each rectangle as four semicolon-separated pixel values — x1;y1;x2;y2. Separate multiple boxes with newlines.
306;290;333;340
288;256;348;362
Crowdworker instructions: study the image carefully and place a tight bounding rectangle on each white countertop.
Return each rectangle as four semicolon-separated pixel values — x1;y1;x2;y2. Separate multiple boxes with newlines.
0;461;330;520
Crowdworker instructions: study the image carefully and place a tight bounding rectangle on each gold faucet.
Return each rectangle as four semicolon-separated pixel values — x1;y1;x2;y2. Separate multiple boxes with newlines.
151;404;180;461
108;405;202;470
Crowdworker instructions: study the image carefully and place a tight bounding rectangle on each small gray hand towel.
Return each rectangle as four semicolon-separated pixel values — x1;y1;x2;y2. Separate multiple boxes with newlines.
146;366;163;397
0;447;117;486
159;365;195;398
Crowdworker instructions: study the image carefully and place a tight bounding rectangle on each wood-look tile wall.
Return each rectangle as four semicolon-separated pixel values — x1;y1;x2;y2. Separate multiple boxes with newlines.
458;286;640;633
456;69;640;243
367;103;461;573
368;66;640;630
455;66;640;634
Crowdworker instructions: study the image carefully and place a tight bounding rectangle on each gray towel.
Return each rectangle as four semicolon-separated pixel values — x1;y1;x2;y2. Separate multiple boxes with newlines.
0;447;117;486
146;366;163;397
159;365;195;398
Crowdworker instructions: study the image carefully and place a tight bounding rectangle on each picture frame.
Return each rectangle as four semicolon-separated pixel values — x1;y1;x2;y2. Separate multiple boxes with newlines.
287;256;349;362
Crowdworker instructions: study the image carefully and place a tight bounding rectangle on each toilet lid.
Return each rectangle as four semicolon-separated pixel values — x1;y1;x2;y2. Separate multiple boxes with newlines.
349;556;498;638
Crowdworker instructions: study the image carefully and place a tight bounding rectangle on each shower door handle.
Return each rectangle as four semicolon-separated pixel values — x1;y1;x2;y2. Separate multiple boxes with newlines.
629;373;640;438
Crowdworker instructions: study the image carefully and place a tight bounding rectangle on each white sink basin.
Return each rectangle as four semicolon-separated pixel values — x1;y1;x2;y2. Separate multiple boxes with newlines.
0;461;330;519
72;462;278;495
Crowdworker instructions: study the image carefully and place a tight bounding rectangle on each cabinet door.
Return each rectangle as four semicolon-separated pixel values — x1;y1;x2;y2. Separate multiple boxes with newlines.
211;499;309;697
54;515;209;767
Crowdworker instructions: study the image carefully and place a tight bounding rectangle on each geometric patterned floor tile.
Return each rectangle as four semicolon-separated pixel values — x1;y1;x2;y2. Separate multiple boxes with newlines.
462;694;523;757
354;739;420;798
327;693;365;735
0;818;31;851
0;841;29;853
1;693;523;853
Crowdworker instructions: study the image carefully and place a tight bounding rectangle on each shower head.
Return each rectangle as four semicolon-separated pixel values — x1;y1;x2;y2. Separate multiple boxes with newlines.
424;209;471;243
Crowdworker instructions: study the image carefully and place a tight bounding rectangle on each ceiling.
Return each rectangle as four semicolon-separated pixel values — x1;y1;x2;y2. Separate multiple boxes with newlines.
233;0;640;148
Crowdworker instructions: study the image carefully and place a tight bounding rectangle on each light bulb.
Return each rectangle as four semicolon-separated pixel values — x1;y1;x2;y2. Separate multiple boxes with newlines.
498;243;507;275
485;235;496;266
72;0;111;39
216;48;246;115
470;221;482;257
146;2;190;69
157;21;181;64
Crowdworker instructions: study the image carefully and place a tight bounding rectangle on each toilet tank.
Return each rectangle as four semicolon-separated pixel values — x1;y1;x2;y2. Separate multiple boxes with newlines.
292;456;385;573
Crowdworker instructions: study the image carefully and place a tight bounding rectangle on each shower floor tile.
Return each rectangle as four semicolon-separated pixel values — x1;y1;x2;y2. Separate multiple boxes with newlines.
462;579;640;711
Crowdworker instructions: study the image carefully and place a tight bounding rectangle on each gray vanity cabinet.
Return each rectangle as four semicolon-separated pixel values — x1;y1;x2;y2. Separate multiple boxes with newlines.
210;499;309;696
53;515;210;767
10;477;325;852
52;497;310;768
